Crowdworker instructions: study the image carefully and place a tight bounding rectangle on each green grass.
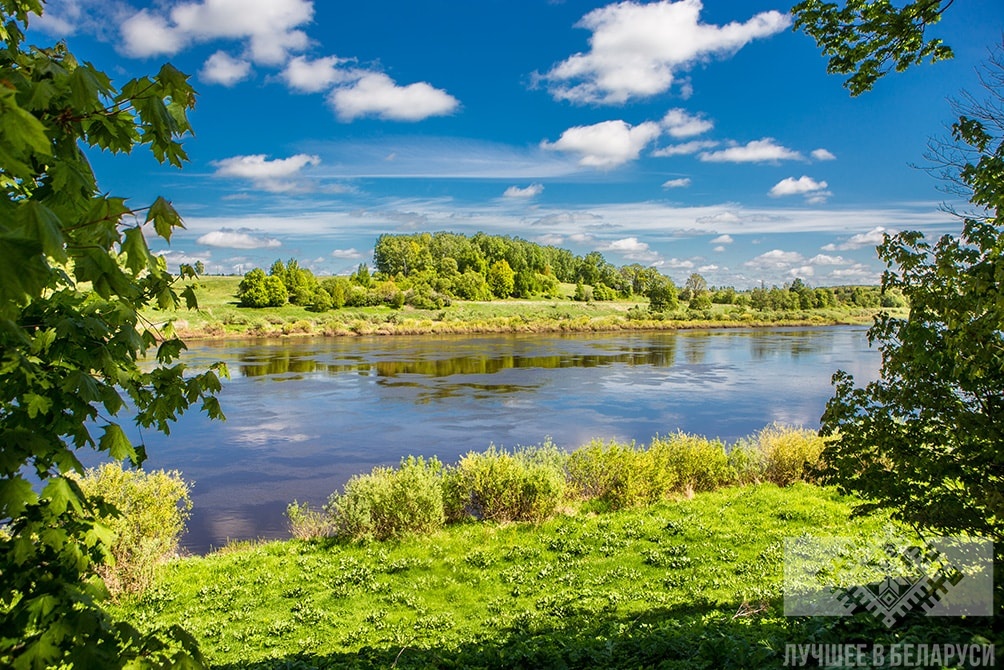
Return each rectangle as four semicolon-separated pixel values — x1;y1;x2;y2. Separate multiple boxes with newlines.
148;277;894;340
117;484;992;669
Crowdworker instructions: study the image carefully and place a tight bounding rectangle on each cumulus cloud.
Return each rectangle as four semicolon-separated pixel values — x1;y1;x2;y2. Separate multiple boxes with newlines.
811;148;836;161
662;108;713;138
699;138;802;163
200;51;252;86
197;229;282;249
662;177;692;189
329;73;459;122
212;153;321;192
281;55;358;93
120;0;313;64
330;248;362;259
541;120;662;168
504;183;545;198
652;139;719;157
809;253;848;265
769;175;832;203
821;226;891;251
539;0;790;104
710;234;733;244
744;249;805;271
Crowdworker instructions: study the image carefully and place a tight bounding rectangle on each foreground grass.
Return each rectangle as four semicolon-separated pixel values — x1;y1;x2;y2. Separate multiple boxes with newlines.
148;277;894;340
119;484;992;669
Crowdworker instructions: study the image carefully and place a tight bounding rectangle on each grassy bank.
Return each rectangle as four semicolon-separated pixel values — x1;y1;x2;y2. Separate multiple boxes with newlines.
119;484;991;669
149;277;895;340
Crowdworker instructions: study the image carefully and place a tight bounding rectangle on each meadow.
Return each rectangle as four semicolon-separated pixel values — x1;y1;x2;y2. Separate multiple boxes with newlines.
117;484;993;669
107;429;996;669
149;276;893;341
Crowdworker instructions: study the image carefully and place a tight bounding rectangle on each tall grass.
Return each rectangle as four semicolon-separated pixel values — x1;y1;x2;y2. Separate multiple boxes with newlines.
292;425;828;541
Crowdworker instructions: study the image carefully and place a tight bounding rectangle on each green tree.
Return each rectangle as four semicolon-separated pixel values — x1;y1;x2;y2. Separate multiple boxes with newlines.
486;259;515;298
0;2;224;666
194;260;205;275
237;267;270;307
820;56;1004;542
646;276;678;312
792;0;954;95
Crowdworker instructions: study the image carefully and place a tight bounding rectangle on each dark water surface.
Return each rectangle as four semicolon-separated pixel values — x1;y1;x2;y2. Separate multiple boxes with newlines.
128;327;880;553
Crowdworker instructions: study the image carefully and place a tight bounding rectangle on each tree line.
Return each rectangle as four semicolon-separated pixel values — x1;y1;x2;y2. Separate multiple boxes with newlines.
235;232;900;313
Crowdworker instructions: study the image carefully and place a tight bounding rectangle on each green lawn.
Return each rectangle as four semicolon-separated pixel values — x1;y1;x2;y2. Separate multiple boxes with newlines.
118;484;992;669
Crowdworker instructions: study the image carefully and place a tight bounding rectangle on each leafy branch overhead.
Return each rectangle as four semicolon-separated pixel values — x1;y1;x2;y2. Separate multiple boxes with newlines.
0;1;224;667
792;0;954;95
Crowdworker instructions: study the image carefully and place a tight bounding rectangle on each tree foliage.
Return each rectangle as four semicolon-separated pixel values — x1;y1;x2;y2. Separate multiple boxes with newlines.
819;51;1003;542
792;0;954;95
0;2;224;666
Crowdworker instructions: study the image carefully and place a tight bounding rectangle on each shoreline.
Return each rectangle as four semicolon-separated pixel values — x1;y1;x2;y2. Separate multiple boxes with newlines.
173;312;882;342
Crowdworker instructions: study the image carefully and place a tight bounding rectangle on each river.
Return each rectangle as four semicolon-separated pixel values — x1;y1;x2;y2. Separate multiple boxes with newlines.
126;327;880;553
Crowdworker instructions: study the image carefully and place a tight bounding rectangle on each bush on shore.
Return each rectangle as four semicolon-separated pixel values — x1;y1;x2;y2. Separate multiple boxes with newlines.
72;464;191;596
294;425;827;541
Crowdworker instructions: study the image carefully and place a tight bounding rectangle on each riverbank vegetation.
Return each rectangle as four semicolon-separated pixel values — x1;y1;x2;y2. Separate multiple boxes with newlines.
118;483;991;669
149;237;902;340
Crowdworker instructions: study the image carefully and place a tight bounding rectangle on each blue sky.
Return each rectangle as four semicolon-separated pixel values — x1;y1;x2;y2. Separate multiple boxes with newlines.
29;0;1004;287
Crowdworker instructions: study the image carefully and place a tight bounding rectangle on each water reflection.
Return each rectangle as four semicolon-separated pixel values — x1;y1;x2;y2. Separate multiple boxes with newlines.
138;328;879;553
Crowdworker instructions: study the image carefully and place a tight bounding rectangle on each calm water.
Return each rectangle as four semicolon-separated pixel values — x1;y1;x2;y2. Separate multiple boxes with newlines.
127;327;880;552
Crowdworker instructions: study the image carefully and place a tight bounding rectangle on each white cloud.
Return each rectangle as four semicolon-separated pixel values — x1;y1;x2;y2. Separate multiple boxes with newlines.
330;248;362;259
539;0;790;104
662;108;713;138
197;229;282;249
713;245;726;252
769;176;828;197
812;148;836;161
821;226;891;251
809;253;848;265
537;234;565;246
696;211;742;225
699;138;802;163
710;234;733;244
200;51;252;86
745;249;805;271
504;183;545;199
662;177;691;189
212;153;321;192
329;73;459;122
541;120;662;168
282;55;358;93
769;175;832;203
789;265;815;278
698;264;719;272
664;257;696;269
652;140;719;157
120;0;313;65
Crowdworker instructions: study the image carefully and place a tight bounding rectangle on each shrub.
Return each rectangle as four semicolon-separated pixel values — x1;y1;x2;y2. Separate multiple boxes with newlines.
325;456;445;541
565;439;650;509
649;432;732;494
755;424;827;486
444;445;566;523
286;501;335;540
73;464;192;596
